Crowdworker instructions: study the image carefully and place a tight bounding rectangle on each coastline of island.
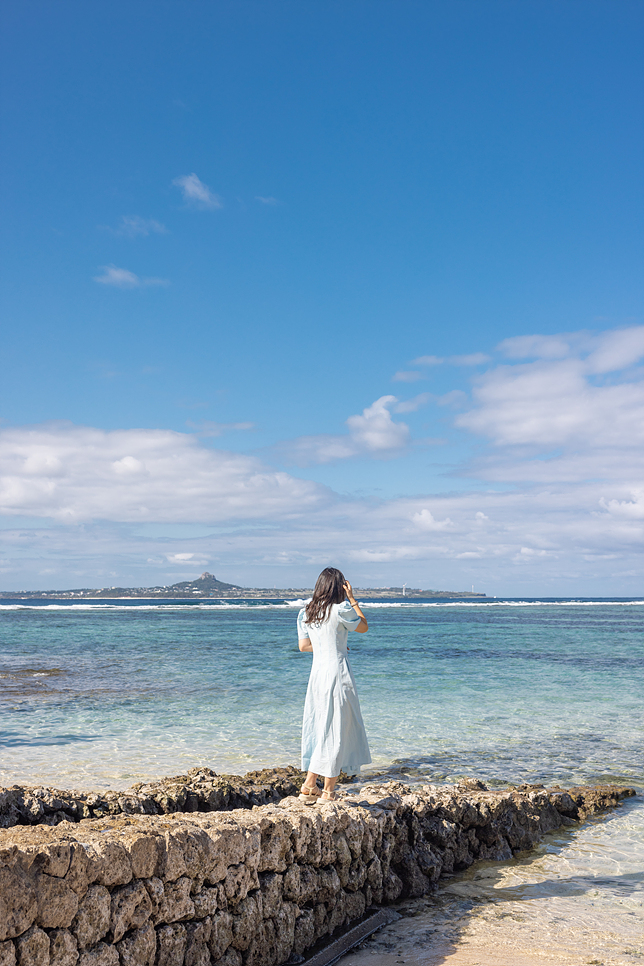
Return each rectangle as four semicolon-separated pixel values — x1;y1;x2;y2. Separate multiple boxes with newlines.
0;570;486;600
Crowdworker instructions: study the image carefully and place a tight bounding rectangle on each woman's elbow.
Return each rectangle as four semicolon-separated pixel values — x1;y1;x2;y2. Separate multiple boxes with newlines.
356;620;368;634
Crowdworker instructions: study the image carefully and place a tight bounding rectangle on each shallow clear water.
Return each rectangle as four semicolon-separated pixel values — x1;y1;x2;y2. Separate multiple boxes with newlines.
1;597;643;955
1;597;641;789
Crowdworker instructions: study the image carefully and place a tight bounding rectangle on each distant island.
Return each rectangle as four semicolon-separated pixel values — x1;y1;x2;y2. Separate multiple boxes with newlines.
0;572;485;600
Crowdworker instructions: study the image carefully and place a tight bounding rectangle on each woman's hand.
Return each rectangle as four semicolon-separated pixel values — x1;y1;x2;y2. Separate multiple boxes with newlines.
343;580;356;603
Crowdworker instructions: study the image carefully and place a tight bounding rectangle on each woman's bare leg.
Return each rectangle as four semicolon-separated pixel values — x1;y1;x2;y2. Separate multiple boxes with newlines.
304;771;319;790
322;775;338;799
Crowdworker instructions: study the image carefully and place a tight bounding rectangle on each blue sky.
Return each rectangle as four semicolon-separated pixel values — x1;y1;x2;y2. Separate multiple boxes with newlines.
1;0;643;594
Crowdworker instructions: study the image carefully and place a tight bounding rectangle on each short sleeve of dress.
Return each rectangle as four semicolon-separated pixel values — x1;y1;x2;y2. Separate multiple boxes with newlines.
297;607;310;639
337;600;361;629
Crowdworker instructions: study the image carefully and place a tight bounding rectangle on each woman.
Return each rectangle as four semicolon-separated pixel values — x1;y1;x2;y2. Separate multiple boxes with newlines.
297;567;371;803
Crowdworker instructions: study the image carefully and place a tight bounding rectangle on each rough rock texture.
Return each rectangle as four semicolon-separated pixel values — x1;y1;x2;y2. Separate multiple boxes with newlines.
0;779;635;966
0;769;306;830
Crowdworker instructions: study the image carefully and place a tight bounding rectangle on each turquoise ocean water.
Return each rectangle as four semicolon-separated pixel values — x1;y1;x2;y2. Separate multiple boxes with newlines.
1;597;643;955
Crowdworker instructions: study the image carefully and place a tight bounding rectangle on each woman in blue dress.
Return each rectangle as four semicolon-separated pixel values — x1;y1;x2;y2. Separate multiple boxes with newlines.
297;567;371;803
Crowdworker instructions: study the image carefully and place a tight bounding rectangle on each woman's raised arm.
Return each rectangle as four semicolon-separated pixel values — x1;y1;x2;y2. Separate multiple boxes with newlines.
343;580;368;633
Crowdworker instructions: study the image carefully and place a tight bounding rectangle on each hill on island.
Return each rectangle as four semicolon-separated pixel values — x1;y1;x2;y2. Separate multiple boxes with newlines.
165;572;240;594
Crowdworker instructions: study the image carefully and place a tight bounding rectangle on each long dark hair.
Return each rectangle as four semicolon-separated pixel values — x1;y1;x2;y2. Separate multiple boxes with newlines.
305;567;346;625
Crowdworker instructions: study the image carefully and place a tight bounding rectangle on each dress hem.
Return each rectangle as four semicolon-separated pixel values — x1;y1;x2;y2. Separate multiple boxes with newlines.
301;756;372;776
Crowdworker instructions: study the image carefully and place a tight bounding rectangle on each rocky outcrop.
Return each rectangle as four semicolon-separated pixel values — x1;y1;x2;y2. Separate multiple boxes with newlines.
0;768;306;829
0;778;635;966
1;766;631;833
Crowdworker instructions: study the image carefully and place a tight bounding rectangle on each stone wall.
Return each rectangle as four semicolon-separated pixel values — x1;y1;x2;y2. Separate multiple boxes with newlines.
0;780;635;966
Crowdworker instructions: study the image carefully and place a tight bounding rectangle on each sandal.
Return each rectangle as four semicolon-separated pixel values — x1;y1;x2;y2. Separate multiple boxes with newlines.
298;784;322;804
319;790;338;803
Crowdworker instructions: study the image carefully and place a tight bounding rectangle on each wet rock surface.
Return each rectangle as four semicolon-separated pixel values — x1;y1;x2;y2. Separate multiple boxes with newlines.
0;777;635;966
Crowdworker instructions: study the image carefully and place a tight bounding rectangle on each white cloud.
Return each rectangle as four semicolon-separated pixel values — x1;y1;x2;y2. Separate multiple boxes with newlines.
94;266;139;288
172;173;222;210
112;456;146;475
496;326;644;373
497;334;576;359
393;393;432;413
102;216;168;238
438;327;644;528
0;423;329;522
449;353;491;366
346;396;409;451
393;371;423;382
93;265;169;288
584;326;644;374
286;396;411;465
165;552;210;566
413;355;444;366
456;356;644;453
599;492;644;519
255;196;279;205
412;509;454;531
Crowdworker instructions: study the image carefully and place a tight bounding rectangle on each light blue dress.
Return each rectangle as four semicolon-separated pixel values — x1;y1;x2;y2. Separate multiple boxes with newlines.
297;600;372;777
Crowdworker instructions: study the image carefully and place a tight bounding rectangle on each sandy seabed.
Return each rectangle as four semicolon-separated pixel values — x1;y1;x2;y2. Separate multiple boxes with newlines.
338;872;644;966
